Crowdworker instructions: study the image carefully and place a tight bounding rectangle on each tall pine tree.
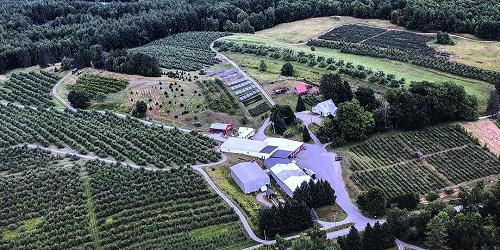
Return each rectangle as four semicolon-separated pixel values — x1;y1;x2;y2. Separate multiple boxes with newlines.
296;95;307;112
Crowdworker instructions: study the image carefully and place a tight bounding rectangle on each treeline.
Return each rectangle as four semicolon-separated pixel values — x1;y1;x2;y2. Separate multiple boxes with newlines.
258;179;336;238
0;0;498;73
308;39;500;85
316;74;478;145
387;181;500;249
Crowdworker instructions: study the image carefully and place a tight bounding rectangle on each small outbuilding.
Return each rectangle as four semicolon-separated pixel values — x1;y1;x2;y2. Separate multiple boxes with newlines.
210;123;233;135
295;84;308;95
236;127;256;139
230;162;270;194
312;99;337;117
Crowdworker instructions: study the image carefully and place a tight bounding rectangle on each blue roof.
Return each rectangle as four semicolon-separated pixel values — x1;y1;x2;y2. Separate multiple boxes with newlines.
264;157;292;168
270;150;293;159
260;145;278;154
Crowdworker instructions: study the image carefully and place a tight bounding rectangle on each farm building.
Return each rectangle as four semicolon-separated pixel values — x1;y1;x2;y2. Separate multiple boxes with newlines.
210;123;233;135
230;162;270;194
270;163;311;197
312;99;337;117
220;137;304;159
236;127;256;139
220;138;276;159
264;138;304;157
295;84;308;95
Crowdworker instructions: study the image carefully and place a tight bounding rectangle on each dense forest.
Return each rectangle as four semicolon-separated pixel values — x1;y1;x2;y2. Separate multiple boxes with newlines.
0;0;498;73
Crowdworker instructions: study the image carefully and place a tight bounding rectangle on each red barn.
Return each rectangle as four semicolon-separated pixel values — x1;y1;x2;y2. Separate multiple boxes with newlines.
210;123;233;135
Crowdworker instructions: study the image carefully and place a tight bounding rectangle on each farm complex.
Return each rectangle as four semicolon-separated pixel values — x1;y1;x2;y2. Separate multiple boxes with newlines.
1;1;500;249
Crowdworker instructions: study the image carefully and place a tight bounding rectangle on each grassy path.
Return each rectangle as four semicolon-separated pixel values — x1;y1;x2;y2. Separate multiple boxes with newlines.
81;171;102;250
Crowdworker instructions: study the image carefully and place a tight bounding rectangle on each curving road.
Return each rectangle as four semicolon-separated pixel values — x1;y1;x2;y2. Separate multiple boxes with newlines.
52;72;76;112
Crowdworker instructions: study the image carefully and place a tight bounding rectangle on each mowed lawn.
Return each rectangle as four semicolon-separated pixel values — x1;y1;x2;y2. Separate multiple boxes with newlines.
222;34;494;112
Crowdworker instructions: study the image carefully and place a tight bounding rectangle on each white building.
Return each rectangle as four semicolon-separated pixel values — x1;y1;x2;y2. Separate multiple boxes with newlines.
270;163;311;197
312;99;337;117
265;137;304;157
230;162;270;194
236;127;256;139
220;137;277;159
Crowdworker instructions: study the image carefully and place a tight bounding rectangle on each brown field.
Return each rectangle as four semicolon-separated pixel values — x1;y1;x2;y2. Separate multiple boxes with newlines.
463;119;500;156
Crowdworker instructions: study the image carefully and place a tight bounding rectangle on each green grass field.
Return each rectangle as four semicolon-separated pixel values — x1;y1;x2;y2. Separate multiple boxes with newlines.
206;164;263;232
222;34;494;112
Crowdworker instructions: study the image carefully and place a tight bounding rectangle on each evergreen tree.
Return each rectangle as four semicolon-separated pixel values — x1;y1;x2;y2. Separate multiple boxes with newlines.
293;179;336;208
357;188;387;216
436;31;453;45
302;125;311;142
132;101;148;118
361;223;376;250
340;226;362;250
281;62;294;76
67;90;90;109
355;86;379;111
273;112;287;135
425;211;450;250
259;60;268;72
319;73;353;104
296;95;307;112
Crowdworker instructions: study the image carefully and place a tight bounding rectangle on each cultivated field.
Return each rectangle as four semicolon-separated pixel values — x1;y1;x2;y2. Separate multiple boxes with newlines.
220;34;494;112
0;71;60;107
0;104;220;167
129;32;228;71
345;126;500;198
0;147;247;249
69;74;128;97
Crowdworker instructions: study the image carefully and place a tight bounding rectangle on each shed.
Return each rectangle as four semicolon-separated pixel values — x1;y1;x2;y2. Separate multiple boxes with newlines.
236;127;256;139
295;84;308;95
230;162;270;194
312;99;337;117
210;123;233;135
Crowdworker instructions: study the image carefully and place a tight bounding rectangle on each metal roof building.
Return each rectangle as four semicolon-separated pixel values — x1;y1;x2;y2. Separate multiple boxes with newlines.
264;138;304;157
270;163;311;197
220;137;277;159
230;162;270;194
312;99;337;117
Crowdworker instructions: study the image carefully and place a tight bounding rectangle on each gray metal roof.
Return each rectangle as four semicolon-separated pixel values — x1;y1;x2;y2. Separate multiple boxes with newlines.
231;162;268;181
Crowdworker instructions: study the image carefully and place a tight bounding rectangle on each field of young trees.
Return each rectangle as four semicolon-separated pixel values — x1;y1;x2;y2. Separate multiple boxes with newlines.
0;147;246;249
346;126;500;198
129;32;228;71
0;104;219;167
0;71;60;107
70;74;128;97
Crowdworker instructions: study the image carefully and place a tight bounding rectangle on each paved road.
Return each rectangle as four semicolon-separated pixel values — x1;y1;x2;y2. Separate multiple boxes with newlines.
256;193;272;208
293;113;383;228
52;72;76;112
210;39;275;106
253;118;271;141
396;239;427;250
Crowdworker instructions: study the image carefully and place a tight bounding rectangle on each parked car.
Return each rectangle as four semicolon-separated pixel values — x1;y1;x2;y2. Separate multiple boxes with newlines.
335;156;343;161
